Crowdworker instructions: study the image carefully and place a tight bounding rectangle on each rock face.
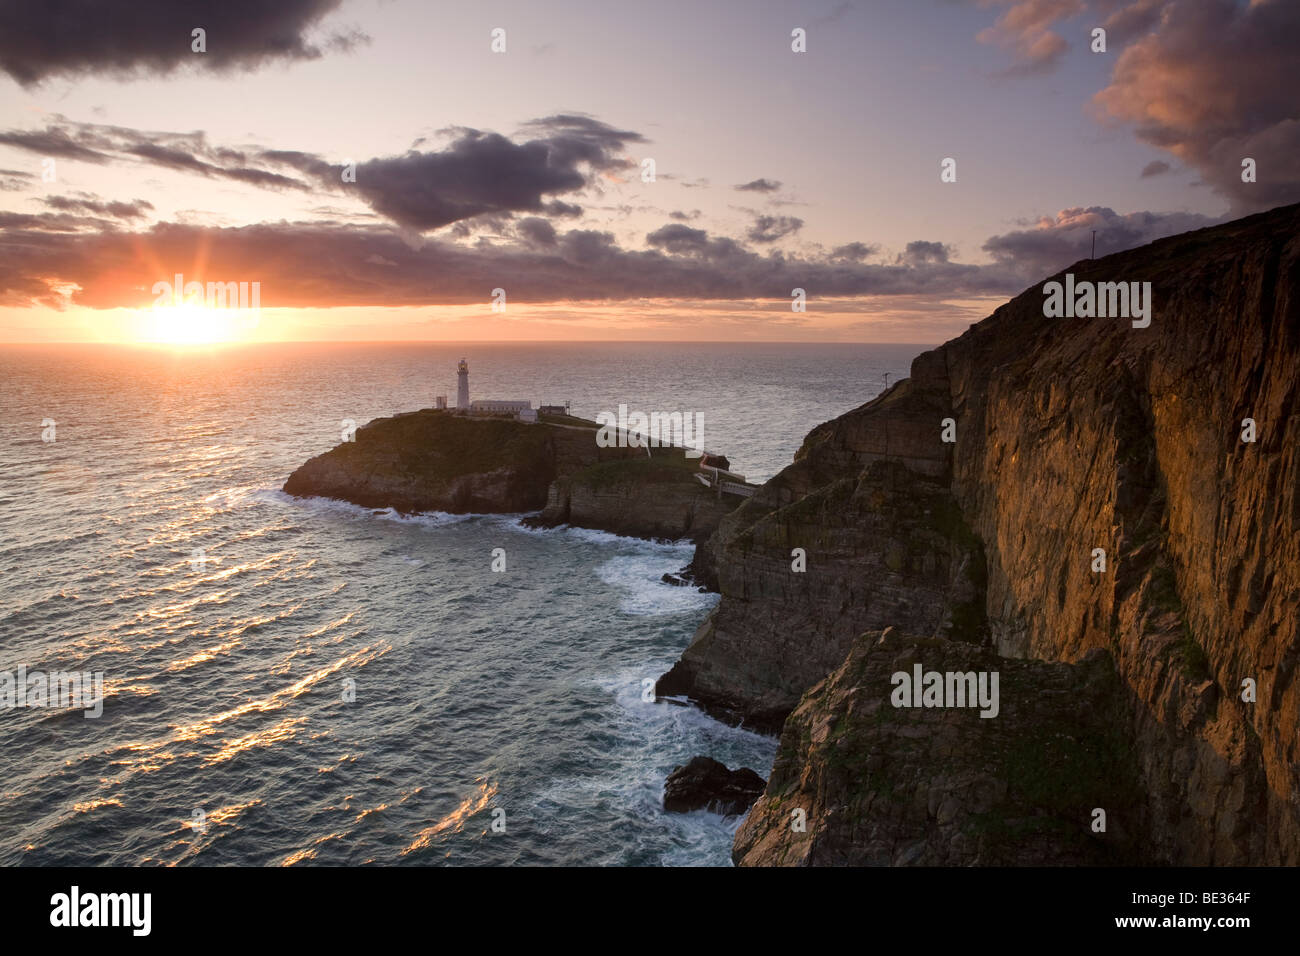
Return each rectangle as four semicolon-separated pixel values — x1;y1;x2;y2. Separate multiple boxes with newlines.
664;203;1300;865
659;454;986;731
734;629;1144;866
663;756;767;816
283;410;742;542
529;457;741;542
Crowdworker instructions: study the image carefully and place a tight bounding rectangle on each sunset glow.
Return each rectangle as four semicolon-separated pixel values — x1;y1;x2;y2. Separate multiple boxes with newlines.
140;301;243;346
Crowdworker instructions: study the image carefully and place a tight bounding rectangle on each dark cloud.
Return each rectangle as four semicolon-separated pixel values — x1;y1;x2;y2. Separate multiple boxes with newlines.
0;210;123;232
646;223;710;254
982;205;1221;278
746;215;803;243
515;217;558;248
247;117;639;230
516;115;646;171
0;119;315;192
898;241;950;266
128;142;308;190
0;167;33;191
1139;159;1171;178
735;178;782;193
669;209;702;221
344;132;578;231
0;115;639;228
830;241;877;261
43;195;154;219
1093;0;1300;212
0;126;113;163
0;0;367;86
0;218;1026;311
542;200;584;218
6;200;1227;313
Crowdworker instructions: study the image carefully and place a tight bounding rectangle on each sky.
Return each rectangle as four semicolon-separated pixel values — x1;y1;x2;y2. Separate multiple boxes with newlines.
0;0;1295;344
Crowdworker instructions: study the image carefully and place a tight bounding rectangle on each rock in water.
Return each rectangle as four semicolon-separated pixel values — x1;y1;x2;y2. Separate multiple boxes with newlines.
663;756;766;816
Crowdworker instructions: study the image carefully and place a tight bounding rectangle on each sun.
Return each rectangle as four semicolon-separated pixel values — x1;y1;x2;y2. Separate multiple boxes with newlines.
141;300;238;346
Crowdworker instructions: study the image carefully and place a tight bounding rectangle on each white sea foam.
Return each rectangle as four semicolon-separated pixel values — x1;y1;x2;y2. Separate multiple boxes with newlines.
259;489;486;527
509;517;694;552
595;554;717;616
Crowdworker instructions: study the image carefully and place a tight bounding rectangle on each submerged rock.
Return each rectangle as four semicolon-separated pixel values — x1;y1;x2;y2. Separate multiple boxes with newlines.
663;756;766;816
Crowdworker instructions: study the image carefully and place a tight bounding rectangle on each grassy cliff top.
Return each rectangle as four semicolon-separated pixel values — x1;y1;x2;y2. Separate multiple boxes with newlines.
337;408;558;479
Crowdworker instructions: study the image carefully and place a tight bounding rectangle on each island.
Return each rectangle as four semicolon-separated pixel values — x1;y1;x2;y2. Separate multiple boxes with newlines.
282;406;754;543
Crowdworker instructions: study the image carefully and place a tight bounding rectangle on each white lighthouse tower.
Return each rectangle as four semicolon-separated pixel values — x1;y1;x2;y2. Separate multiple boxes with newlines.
456;358;470;410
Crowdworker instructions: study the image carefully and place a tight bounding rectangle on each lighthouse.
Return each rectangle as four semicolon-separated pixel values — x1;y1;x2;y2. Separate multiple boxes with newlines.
456;358;470;409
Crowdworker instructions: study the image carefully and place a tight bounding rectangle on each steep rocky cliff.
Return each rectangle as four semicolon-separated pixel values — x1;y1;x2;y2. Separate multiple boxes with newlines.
528;457;741;542
662;203;1300;865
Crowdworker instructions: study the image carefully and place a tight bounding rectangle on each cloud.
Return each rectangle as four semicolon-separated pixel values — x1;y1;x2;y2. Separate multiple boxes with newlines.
515;114;646;171
0;118;314;193
1099;0;1166;45
735;178;782;193
0;0;367;86
897;240;951;266
0;114;643;230
0;125;114;163
128;141;308;190
830;241;878;261
43;194;154;219
975;0;1085;74
981;204;1221;278
329;118;641;231
1092;0;1300;211
515;217;558;248
746;215;803;243
0;218;1028;311
0;167;33;191
669;209;702;221
646;223;711;254
1;198;1234;314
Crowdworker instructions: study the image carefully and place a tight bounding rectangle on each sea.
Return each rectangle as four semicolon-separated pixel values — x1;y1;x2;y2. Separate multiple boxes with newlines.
0;341;923;866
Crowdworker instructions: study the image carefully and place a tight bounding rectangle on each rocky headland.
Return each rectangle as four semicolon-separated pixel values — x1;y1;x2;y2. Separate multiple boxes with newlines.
661;202;1300;865
282;409;745;542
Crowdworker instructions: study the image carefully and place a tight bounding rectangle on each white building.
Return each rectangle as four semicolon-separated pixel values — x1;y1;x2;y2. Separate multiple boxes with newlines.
454;359;538;422
471;399;534;416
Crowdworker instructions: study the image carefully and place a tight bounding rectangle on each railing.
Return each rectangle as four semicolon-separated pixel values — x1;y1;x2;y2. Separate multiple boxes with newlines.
696;466;757;498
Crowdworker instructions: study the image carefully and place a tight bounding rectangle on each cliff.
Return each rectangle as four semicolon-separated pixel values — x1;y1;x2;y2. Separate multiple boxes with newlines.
734;628;1144;865
661;202;1300;865
283;409;742;542
527;456;739;542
